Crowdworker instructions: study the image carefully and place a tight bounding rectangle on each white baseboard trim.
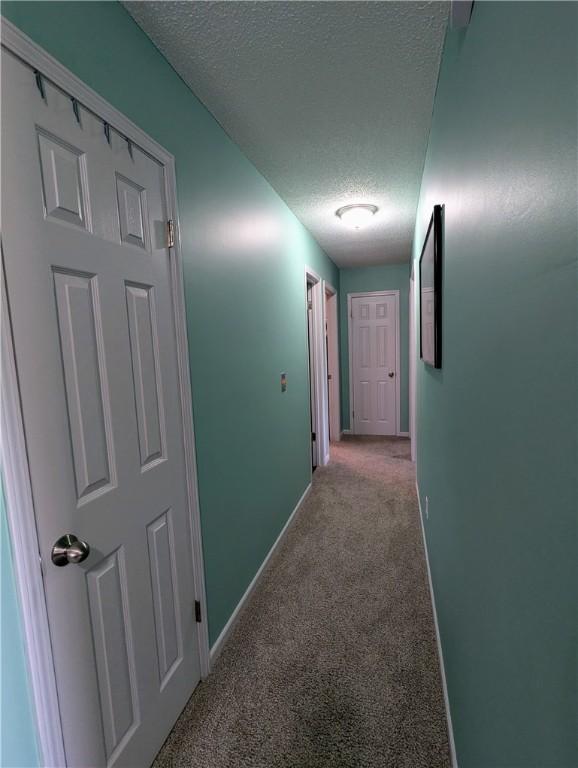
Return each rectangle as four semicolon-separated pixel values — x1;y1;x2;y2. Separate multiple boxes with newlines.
209;482;312;666
415;481;459;768
397;431;410;437
341;429;352;436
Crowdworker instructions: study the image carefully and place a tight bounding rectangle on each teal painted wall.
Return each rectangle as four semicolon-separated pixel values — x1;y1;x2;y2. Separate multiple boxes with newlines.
2;0;338;653
339;265;409;432
1;487;40;768
412;3;577;766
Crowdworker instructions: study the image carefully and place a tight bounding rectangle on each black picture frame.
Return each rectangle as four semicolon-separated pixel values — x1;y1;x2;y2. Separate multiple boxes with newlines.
419;204;443;369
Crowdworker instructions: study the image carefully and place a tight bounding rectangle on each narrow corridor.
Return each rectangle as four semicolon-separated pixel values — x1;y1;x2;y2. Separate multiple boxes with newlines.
154;437;450;768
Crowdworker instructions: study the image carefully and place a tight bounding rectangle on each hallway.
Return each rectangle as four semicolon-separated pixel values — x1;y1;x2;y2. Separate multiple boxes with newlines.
153;437;450;768
2;4;576;766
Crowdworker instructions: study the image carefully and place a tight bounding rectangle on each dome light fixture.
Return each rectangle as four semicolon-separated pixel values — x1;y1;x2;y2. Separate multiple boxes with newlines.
335;204;378;230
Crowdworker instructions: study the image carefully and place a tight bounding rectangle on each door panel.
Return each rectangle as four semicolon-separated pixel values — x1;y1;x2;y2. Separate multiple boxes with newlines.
125;282;166;469
53;268;116;501
87;548;139;762
2;49;200;767
351;294;397;436
147;509;183;687
116;174;148;250
360;324;370;367
38;129;90;229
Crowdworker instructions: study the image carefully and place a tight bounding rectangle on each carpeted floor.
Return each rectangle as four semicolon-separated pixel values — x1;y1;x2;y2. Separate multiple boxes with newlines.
153;436;451;768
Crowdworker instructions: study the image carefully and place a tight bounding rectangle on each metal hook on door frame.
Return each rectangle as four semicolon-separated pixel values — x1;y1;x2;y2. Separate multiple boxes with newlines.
34;69;46;102
71;97;81;125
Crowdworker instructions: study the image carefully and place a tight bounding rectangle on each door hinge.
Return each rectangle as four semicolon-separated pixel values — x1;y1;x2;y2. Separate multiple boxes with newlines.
312;431;316;441
166;219;175;248
308;300;313;310
195;600;202;623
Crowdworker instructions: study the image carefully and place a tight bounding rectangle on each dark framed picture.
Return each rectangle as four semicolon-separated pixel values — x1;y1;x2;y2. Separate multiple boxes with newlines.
419;205;443;368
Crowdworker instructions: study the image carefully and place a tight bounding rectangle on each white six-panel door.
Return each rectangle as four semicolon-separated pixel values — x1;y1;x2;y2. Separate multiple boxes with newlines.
1;49;201;767
350;294;398;435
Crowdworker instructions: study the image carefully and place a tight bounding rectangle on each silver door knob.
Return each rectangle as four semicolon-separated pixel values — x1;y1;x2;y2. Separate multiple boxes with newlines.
388;371;395;378
51;534;90;567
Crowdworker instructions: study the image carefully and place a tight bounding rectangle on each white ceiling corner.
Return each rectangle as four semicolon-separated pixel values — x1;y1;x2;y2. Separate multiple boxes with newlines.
123;1;448;268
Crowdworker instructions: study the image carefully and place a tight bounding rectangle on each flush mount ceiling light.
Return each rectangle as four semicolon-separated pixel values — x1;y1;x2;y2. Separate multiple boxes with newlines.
335;204;378;230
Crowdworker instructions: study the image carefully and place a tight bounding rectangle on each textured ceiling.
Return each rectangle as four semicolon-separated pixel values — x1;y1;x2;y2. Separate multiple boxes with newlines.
124;1;448;267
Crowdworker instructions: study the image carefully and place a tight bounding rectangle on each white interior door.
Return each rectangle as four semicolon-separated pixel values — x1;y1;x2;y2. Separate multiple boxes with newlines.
350;294;398;435
2;50;201;767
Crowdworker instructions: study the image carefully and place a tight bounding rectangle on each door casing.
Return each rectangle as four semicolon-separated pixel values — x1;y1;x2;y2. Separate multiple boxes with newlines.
347;290;402;437
0;19;210;767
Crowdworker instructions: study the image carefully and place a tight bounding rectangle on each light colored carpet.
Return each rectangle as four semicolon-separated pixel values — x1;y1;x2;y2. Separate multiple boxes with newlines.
153;436;451;768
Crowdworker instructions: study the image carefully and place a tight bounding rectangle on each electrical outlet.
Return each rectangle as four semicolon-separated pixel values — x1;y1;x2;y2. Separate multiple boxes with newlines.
425;495;429;519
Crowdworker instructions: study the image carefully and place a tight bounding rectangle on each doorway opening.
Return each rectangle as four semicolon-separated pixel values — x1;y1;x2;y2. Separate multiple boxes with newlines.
324;284;340;443
305;267;330;470
306;279;318;470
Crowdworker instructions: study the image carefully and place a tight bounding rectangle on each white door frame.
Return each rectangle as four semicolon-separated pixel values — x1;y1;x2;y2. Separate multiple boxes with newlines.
324;282;340;443
409;267;417;462
305;267;330;467
347;290;402;437
0;20;210;767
